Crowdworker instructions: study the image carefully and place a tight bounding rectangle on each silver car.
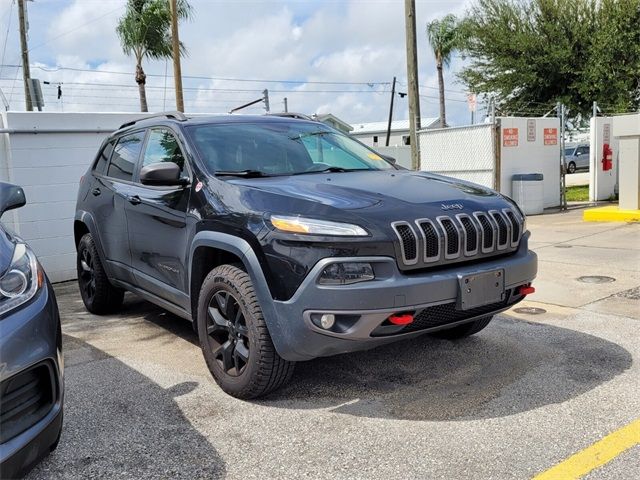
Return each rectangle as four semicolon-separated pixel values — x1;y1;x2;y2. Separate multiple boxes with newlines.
565;143;590;173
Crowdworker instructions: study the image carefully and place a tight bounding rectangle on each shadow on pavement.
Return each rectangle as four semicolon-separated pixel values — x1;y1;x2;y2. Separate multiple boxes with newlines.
259;316;632;422
26;334;225;480
53;283;633;423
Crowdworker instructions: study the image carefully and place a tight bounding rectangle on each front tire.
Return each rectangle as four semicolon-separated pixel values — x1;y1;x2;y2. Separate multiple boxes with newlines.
197;265;295;399
76;233;124;314
567;161;576;174
430;315;494;340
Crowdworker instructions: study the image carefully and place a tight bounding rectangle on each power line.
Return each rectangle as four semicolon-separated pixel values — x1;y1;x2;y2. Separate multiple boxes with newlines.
0;77;388;94
0;0;13;80
419;94;469;104
0;64;391;86
26;6;124;54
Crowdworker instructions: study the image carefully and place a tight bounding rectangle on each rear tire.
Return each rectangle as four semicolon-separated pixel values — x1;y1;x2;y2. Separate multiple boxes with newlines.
197;264;295;399
567;161;576;174
76;233;124;314
430;315;494;340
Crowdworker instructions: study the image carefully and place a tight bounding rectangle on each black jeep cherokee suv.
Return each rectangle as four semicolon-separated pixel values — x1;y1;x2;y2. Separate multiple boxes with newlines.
74;112;537;398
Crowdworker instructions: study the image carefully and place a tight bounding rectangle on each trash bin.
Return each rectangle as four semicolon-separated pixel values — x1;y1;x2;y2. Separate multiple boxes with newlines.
512;173;544;215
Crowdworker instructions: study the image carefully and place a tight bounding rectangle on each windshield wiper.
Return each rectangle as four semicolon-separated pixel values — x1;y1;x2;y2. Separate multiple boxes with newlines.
291;166;370;175
214;169;272;178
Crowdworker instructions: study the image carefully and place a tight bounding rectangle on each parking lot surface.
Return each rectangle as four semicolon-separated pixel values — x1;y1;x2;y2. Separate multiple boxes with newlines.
28;208;639;479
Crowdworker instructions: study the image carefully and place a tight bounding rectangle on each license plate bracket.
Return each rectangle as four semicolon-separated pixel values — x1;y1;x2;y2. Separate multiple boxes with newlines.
457;269;505;310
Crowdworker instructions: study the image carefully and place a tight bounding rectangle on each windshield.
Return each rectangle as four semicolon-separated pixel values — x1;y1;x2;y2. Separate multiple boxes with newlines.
564;147;575;156
186;122;394;176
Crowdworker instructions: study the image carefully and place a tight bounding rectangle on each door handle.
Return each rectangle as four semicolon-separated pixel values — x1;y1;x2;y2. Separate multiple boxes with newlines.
91;188;101;196
128;195;141;205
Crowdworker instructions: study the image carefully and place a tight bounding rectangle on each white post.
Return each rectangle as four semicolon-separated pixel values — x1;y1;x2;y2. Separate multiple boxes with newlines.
612;114;640;210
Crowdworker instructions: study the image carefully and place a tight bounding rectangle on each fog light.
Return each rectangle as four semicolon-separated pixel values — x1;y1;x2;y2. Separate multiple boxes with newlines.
320;314;335;330
319;262;374;285
388;313;414;325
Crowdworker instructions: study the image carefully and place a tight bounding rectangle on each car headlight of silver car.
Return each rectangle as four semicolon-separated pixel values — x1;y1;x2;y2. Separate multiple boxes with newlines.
0;243;43;316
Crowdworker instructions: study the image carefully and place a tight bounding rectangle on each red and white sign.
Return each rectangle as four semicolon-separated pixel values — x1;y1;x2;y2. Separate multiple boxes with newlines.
467;93;477;112
503;128;519;147
543;128;558;146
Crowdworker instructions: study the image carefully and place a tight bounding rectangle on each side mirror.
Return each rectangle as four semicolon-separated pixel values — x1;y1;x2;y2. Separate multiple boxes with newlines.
380;154;397;165
139;162;185;186
0;182;27;217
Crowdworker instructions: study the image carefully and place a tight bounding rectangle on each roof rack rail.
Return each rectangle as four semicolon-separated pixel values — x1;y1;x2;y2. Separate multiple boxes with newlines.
119;111;188;129
266;112;313;121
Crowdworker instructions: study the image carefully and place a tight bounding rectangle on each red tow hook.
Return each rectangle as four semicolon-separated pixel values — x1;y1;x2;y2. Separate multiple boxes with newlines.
388;313;414;325
518;285;536;296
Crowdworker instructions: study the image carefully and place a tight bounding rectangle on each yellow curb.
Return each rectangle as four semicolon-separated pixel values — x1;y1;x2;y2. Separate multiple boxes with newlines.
583;205;640;222
532;418;640;480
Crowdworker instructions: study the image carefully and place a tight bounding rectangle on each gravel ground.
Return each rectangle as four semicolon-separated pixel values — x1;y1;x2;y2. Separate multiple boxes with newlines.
26;208;639;479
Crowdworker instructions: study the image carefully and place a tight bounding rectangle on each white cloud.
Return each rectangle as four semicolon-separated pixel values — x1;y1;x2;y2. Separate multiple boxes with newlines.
0;0;479;124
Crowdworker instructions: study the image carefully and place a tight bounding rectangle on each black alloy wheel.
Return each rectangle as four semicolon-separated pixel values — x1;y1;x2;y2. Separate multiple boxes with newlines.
205;290;250;376
78;245;96;302
76;233;124;314
197;264;295;398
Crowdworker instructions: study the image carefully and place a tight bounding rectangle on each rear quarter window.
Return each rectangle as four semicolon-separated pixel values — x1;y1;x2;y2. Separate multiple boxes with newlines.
94;140;115;174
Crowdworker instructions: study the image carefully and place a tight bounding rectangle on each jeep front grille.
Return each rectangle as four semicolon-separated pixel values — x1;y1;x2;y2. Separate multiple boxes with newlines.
391;209;524;270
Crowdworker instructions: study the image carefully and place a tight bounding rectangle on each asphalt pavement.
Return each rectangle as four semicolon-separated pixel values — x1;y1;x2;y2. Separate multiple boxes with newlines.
27;208;639;479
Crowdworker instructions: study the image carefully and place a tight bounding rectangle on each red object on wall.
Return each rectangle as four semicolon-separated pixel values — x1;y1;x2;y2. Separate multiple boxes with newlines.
543;128;558;145
602;143;613;171
503;128;519;147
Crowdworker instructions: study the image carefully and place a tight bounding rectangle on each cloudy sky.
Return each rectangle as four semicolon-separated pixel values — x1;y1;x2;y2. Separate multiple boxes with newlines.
0;0;481;125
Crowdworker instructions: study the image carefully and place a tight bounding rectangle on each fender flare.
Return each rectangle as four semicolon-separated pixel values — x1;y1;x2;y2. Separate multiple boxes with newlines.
189;231;292;359
74;210;110;273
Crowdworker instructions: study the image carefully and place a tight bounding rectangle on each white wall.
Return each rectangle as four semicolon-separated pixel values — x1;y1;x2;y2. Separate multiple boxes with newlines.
373;146;411;169
352;131;409;148
589;117;619;201
0;112;144;282
499;117;561;208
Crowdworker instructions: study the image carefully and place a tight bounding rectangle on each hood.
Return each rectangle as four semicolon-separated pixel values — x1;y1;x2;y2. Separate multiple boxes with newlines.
229;170;497;212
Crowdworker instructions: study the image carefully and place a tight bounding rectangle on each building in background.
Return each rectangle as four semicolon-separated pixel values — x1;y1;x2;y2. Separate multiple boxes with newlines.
351;118;442;147
313;113;354;134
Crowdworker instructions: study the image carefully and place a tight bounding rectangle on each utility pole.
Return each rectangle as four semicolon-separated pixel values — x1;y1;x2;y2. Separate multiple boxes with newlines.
404;0;421;170
283;97;288;113
17;0;33;111
169;0;184;112
385;76;396;146
263;89;270;112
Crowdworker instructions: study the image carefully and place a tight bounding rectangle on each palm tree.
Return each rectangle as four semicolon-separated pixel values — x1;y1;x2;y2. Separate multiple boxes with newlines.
116;0;192;112
426;14;460;128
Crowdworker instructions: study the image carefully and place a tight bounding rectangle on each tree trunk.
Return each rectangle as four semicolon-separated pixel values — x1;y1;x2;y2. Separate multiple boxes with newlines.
135;63;148;113
437;59;446;128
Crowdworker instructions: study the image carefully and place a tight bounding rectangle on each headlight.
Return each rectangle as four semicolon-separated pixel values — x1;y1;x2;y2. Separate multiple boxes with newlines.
503;196;528;233
270;215;368;236
0;243;43;316
319;262;375;285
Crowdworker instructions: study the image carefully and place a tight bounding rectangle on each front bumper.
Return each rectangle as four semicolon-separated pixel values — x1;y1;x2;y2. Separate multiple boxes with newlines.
0;281;64;478
271;234;537;361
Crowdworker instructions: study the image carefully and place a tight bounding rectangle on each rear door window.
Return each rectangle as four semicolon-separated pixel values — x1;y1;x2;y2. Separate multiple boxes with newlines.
107;131;146;182
576;146;589;156
140;129;186;177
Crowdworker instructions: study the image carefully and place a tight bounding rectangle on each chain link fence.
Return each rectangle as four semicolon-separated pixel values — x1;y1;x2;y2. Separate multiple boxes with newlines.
418;123;497;189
